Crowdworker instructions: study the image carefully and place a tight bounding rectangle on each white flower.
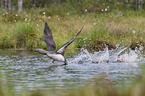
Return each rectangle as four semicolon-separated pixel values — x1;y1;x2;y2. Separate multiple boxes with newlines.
43;12;45;14
48;16;51;19
132;30;136;34
25;18;27;21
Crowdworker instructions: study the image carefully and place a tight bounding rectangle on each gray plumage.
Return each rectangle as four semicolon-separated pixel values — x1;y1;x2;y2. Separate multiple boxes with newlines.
43;23;56;52
34;22;83;64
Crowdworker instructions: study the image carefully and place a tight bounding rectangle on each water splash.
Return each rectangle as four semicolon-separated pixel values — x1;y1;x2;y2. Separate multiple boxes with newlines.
69;49;92;64
69;47;143;64
0;50;144;93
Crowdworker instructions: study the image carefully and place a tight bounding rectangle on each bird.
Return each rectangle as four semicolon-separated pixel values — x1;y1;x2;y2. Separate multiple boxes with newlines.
34;22;83;65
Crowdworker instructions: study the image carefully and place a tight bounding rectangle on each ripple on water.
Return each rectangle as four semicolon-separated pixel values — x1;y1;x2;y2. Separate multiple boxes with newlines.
0;48;144;92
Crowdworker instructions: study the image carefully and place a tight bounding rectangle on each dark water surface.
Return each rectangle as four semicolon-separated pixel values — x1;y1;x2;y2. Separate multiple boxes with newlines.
0;49;145;93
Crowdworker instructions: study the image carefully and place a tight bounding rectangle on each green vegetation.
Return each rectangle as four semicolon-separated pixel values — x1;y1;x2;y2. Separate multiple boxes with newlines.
0;0;145;49
0;9;145;50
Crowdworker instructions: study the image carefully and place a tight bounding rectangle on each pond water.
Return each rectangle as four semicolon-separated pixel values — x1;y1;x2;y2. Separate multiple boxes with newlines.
0;47;145;93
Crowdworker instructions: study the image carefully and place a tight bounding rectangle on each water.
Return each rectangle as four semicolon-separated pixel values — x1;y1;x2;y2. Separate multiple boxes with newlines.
0;48;145;93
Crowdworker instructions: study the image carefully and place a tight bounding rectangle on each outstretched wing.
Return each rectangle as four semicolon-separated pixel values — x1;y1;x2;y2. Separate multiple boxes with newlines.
56;27;83;55
43;23;56;52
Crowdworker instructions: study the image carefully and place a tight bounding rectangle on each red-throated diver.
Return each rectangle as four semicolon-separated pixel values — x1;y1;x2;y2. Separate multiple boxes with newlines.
34;23;83;65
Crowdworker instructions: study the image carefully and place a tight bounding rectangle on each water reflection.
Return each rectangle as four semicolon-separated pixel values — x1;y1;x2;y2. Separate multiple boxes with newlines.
0;49;144;92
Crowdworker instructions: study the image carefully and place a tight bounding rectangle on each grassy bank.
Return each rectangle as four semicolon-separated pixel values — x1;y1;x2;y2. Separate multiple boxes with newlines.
0;9;145;50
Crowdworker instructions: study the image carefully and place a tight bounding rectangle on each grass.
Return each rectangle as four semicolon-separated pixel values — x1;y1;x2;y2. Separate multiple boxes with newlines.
0;9;145;50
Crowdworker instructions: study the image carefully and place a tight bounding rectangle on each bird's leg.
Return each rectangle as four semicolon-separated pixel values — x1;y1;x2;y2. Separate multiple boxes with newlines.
52;60;55;63
63;59;68;65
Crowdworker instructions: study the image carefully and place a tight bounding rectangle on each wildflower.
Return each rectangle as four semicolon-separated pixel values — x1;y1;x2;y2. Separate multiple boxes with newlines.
25;18;27;21
132;30;136;34
48;16;51;19
43;12;45;14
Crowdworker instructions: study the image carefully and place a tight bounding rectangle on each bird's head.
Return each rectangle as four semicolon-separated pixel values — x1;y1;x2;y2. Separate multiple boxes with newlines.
34;49;48;55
